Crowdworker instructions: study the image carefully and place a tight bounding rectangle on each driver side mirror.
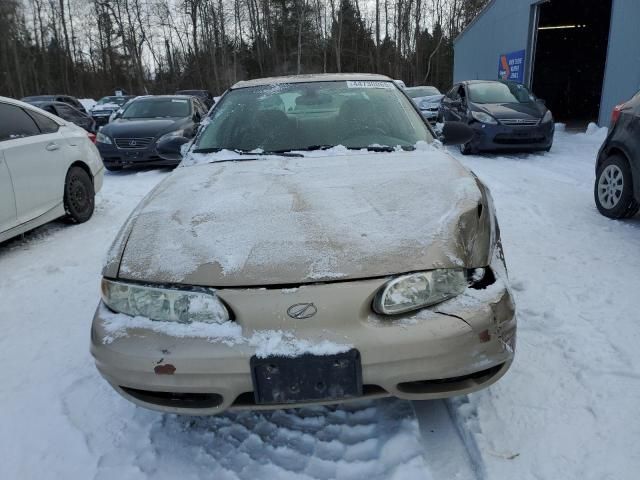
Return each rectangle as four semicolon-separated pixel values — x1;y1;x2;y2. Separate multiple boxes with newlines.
157;136;190;161
193;112;201;123
440;121;474;146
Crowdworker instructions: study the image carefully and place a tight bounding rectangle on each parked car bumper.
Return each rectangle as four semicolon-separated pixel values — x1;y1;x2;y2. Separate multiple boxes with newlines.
91;273;516;415
96;142;181;169
468;121;555;152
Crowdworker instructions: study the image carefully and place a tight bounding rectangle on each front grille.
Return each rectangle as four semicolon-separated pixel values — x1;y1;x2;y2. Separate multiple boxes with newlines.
499;118;540;126
114;137;154;150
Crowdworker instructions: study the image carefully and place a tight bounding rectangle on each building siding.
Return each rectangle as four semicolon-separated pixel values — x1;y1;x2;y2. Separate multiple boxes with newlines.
599;0;640;125
454;0;536;85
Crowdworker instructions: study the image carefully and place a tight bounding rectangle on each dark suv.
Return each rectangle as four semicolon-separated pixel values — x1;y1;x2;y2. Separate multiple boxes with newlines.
95;95;208;171
594;91;640;219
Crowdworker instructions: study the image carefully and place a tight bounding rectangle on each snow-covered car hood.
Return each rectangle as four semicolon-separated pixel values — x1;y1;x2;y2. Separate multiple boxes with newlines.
104;147;494;286
91;103;121;112
414;94;445;107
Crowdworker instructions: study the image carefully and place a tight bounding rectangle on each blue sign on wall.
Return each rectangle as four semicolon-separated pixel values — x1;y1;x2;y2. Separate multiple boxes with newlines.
498;50;526;83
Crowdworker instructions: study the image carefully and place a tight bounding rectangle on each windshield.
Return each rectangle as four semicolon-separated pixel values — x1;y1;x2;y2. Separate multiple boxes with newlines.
194;81;432;153
97;96;129;106
121;98;191;119
406;87;441;98
468;82;534;104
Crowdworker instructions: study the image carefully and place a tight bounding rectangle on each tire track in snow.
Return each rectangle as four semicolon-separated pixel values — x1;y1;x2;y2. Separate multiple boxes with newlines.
413;399;484;480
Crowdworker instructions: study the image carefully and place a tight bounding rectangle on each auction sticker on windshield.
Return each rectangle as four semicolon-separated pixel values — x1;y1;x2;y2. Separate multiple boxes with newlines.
347;81;394;89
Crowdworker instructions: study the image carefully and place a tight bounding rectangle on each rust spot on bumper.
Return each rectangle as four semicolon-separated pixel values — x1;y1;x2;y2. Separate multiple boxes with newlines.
154;364;176;375
479;329;491;343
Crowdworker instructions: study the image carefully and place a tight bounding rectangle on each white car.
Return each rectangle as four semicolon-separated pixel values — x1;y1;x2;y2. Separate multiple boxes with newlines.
0;96;104;243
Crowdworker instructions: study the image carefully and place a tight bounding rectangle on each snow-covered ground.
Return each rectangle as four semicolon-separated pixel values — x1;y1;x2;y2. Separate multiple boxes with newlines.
1;126;638;479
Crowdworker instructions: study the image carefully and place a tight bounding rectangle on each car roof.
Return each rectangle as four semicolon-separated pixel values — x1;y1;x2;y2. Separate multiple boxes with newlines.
0;96;66;124
231;73;392;89
134;95;193;101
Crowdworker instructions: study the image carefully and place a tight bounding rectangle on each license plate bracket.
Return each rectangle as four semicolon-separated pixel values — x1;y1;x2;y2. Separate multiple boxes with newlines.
250;349;362;405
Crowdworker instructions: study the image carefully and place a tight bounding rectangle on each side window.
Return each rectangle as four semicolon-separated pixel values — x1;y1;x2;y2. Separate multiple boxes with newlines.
447;87;460;101
0;103;41;141
26;109;60;134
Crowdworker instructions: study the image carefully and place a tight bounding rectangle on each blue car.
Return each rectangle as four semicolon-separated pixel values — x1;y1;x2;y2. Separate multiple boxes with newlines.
440;80;554;155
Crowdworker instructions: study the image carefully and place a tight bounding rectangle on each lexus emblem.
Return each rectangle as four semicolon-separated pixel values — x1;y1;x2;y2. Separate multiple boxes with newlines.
287;303;317;319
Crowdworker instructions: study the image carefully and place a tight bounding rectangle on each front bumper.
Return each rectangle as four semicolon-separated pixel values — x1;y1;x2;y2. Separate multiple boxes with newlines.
468;120;554;152
96;142;180;169
91;272;516;415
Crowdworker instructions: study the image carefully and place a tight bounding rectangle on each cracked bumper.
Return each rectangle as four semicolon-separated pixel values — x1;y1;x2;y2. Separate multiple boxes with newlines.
91;273;516;415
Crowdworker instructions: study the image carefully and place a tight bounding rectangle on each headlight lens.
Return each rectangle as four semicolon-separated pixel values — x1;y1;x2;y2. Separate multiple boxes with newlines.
542;110;553;123
96;132;112;144
471;111;498;125
101;278;230;324
157;129;185;142
373;269;468;315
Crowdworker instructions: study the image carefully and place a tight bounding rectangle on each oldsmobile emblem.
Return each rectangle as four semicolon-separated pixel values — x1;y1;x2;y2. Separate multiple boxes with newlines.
287;303;317;319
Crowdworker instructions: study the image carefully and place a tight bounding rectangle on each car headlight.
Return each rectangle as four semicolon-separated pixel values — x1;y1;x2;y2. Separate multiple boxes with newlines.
471;111;498;125
542;110;553;123
96;132;112;144
101;278;230;324
157;129;185;142
373;269;469;315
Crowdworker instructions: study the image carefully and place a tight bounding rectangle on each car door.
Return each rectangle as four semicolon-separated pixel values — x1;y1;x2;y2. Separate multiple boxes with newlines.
441;86;460;122
0;103;68;223
0;149;17;233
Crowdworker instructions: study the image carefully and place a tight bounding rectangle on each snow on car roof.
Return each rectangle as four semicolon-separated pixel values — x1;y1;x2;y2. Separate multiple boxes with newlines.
231;73;393;89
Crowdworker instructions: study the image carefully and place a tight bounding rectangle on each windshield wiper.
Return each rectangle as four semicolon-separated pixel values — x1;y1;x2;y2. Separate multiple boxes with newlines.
191;147;303;158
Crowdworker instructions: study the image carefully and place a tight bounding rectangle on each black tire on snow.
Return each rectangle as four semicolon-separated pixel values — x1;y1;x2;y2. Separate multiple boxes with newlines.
594;154;640;219
64;166;95;224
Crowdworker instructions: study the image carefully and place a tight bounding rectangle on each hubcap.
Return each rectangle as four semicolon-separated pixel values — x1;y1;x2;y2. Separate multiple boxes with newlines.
69;176;89;212
597;165;624;209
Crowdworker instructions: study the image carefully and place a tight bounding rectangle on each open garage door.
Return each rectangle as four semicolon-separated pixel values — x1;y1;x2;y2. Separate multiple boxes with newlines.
532;0;612;126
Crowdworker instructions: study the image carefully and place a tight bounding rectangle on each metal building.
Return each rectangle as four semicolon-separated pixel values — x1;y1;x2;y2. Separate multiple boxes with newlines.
453;0;640;126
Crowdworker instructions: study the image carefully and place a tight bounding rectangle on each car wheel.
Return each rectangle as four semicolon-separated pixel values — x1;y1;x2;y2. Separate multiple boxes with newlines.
545;143;553;152
594;154;639;219
459;141;475;156
64;166;95;223
104;165;123;172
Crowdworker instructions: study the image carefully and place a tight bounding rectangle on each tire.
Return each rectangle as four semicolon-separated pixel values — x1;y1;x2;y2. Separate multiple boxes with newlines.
64;166;95;224
594;154;640;219
544;143;553;152
459;141;475;156
104;164;123;172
